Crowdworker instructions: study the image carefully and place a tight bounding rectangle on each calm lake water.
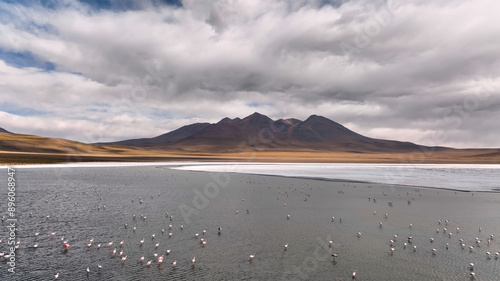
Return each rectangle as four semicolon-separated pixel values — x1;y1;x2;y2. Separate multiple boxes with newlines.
0;163;499;280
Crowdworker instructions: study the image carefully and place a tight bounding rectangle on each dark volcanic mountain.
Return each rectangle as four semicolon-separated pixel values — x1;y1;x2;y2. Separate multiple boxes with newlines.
105;112;444;153
0;127;11;133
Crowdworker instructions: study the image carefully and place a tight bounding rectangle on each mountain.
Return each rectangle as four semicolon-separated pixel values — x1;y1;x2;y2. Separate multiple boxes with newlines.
110;122;211;148
0;127;11;133
105;112;441;153
2;114;499;164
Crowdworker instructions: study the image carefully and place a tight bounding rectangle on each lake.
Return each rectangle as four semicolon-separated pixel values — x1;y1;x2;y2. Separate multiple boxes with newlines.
0;163;499;280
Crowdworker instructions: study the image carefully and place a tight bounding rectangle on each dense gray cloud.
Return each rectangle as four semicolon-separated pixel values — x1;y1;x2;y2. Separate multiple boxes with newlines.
0;0;499;147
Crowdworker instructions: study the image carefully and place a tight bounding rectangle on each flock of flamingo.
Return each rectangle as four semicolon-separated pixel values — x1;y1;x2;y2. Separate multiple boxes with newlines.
0;170;498;280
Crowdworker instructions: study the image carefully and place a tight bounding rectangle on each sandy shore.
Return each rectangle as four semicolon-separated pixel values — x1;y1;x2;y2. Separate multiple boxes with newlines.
2;149;500;166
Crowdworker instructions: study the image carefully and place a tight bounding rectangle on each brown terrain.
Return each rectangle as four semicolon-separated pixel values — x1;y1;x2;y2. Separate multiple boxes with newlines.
1;113;499;165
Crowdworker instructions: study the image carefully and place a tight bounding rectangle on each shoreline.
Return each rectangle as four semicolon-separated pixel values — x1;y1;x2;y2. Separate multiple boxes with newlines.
1;149;500;166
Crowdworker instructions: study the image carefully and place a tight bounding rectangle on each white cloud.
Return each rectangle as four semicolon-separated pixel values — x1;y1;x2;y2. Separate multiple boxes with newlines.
0;0;499;148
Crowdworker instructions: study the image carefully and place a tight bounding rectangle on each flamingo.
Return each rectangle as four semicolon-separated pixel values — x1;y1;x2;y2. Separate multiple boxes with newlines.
192;257;196;266
352;269;356;279
172;260;177;268
146;260;152;267
249;255;255;261
54;272;59;279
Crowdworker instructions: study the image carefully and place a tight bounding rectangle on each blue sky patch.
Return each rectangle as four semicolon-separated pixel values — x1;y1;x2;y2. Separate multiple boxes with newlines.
0;49;55;71
77;0;182;12
0;102;50;116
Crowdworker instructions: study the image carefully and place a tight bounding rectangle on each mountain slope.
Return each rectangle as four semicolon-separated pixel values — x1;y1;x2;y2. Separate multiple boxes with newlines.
109;122;211;148
0;127;11;133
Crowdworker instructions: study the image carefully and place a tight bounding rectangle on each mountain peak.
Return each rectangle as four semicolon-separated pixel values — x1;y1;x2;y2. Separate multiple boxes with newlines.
246;112;268;119
217;117;233;124
240;112;273;127
305;114;331;122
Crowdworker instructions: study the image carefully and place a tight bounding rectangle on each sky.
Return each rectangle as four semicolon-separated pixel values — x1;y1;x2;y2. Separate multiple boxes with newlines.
0;0;499;148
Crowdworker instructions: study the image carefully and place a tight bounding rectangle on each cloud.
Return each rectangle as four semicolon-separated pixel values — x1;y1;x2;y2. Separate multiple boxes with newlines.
0;0;499;148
